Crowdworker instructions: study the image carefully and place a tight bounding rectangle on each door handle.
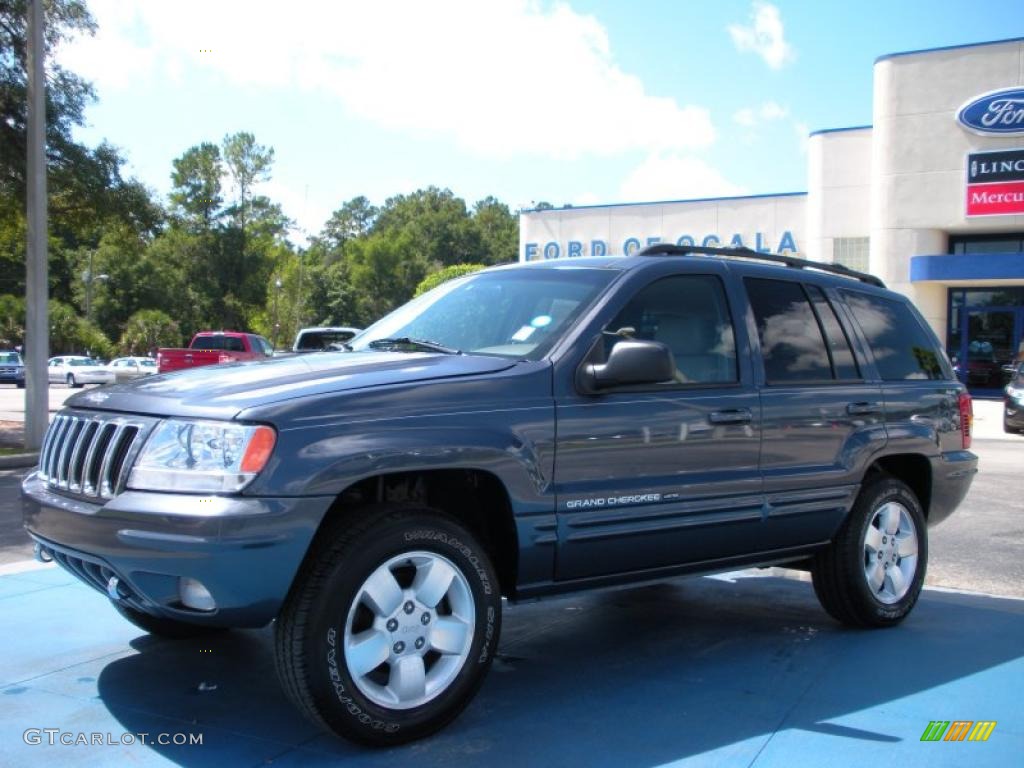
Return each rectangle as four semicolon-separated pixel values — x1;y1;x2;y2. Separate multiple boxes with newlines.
847;402;883;415
709;408;753;424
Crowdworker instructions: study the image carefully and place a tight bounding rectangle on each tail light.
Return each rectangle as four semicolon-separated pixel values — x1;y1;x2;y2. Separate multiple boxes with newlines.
958;391;973;449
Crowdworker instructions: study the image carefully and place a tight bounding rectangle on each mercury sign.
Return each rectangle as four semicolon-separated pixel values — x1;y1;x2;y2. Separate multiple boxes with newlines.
957;87;1024;137
965;148;1024;216
524;231;799;260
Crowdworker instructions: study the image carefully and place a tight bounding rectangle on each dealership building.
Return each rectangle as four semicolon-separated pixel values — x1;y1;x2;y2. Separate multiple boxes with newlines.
519;37;1024;391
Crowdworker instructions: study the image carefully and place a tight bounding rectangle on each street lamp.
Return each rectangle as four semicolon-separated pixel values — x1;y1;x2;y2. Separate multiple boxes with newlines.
83;250;109;325
272;277;282;349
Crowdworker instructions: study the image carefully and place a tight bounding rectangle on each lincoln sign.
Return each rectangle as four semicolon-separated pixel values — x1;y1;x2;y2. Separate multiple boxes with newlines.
965;148;1024;217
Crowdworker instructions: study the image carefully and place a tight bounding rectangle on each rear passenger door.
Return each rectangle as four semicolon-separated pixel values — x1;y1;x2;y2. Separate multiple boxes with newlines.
745;277;887;549
553;266;764;580
838;290;963;455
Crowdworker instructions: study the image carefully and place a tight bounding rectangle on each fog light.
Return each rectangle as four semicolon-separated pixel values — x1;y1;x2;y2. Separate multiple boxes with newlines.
179;577;216;612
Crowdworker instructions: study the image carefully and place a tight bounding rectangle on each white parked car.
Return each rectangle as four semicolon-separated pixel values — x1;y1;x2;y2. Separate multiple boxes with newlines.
107;356;158;383
47;356;115;388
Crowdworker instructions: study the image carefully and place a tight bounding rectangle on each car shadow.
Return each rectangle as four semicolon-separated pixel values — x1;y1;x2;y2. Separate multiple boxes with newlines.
94;575;1023;766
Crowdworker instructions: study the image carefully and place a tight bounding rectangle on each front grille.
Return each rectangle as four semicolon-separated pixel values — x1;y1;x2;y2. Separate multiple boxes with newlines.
0;366;18;375
38;411;153;499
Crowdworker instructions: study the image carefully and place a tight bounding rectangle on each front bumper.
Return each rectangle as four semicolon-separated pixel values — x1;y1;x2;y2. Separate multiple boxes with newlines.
22;472;334;628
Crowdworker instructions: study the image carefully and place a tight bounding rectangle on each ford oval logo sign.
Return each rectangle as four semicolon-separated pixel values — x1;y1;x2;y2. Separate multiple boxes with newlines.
957;88;1024;136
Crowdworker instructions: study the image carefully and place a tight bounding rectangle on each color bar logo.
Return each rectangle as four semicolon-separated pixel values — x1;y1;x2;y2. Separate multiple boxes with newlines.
920;720;997;742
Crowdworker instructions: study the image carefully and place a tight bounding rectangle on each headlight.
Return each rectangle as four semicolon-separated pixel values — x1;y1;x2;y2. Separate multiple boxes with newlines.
127;419;276;493
1007;386;1024;403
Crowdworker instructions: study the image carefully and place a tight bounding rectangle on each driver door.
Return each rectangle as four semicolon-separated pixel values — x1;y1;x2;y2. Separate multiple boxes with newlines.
553;267;764;581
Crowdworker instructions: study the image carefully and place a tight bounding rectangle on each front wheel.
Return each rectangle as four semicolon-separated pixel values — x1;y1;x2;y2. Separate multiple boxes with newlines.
275;506;501;745
66;373;78;388
812;476;927;628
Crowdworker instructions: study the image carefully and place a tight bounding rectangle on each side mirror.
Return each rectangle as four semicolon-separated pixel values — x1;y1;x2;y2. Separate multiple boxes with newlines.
580;339;675;391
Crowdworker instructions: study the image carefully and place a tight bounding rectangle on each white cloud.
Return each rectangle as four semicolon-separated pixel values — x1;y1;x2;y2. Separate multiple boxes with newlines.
732;101;788;127
60;0;715;160
618;153;747;203
728;2;795;70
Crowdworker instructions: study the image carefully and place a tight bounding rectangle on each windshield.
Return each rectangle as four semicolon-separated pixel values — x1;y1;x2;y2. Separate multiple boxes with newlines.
69;358;98;367
0;352;21;364
349;267;616;360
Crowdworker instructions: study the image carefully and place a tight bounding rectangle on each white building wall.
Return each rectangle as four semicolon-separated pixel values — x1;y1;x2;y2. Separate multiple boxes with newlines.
870;39;1024;337
519;194;806;261
806;128;873;264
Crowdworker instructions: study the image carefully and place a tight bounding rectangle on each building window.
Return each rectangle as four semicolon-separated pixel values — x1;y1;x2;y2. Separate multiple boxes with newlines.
832;237;869;272
950;234;1024;255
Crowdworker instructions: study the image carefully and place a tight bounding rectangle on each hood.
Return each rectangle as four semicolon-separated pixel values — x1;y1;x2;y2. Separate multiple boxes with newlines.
64;351;516;420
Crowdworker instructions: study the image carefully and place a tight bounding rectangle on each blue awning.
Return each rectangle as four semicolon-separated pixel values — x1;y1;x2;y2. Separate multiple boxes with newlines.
910;252;1024;282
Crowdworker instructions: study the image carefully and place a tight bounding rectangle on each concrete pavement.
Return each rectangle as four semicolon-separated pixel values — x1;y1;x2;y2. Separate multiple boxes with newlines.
0;564;1020;767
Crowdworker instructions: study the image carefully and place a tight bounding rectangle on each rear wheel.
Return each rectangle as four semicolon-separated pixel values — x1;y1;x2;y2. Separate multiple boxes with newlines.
113;602;227;639
812;476;927;628
275;506;501;745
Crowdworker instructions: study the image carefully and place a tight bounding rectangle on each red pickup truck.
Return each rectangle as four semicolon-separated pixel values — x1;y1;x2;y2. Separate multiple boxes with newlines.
157;332;274;373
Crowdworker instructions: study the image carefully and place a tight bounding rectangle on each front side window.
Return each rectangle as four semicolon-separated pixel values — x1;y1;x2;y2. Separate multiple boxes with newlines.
350;268;616;360
841;290;945;381
603;275;737;384
746;278;832;383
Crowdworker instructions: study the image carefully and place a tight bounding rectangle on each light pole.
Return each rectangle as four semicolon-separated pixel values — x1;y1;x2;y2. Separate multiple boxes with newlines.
272;277;282;349
83;250;109;325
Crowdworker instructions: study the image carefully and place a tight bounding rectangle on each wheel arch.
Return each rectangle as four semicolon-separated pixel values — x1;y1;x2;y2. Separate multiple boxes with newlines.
308;468;520;599
865;453;932;518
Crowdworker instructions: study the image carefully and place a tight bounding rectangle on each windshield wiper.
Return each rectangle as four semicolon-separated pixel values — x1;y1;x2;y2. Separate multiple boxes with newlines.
366;337;461;355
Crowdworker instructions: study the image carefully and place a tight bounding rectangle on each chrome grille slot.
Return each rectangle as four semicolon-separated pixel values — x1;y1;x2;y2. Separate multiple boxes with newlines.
36;411;153;501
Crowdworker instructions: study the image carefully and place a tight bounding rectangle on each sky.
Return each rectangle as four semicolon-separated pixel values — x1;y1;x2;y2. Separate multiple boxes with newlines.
57;0;1024;241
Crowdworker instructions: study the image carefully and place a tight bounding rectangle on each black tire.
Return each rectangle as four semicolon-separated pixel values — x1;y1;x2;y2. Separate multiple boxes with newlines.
113;602;228;639
275;506;501;746
812;476;927;628
1005;418;1021;434
16;381;24;389
66;373;78;388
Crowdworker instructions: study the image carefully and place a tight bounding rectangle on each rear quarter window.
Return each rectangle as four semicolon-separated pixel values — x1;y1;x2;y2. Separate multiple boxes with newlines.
840;290;947;381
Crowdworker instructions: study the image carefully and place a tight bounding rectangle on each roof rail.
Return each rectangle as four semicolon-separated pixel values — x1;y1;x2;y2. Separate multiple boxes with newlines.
636;244;885;288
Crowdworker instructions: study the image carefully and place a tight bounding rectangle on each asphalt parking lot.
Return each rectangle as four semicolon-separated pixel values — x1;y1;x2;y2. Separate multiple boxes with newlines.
0;393;1020;766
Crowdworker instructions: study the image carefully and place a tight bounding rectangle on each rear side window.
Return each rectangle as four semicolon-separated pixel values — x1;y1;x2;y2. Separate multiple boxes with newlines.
841;291;945;380
806;285;860;379
745;278;831;382
192;335;223;350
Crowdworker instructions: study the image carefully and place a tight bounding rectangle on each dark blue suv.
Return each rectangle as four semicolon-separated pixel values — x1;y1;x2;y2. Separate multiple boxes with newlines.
22;246;977;745
0;350;25;388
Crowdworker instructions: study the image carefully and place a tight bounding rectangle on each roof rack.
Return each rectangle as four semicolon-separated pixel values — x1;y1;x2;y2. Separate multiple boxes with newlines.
636;244;885;288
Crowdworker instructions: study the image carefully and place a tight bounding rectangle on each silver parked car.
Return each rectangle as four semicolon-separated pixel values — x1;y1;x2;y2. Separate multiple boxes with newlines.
47;356;115;388
107;356;158;383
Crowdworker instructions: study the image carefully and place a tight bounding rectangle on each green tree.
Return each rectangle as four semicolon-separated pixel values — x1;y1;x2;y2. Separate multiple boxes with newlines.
0;292;25;347
345;231;429;324
316;195;378;256
222;131;274;228
373;187;483;268
119;309;180;355
471;196;517;265
1;1;162;302
170;142;223;229
414;263;486;297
